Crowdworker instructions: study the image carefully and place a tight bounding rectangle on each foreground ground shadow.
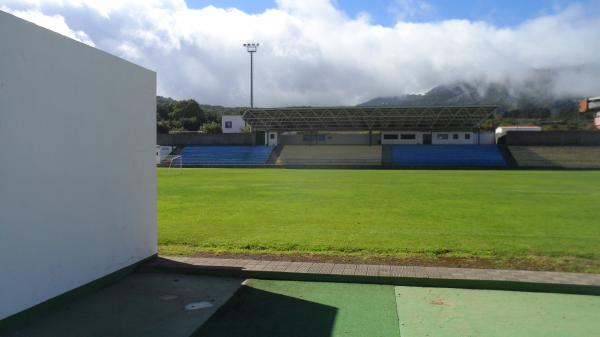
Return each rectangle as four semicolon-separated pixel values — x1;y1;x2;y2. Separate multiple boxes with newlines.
192;279;400;337
192;285;337;337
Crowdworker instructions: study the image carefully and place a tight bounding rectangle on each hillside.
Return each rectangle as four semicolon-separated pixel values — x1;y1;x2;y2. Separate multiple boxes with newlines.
357;82;598;130
359;82;579;117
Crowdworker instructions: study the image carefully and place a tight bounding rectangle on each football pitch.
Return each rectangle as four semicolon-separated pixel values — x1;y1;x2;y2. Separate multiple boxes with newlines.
158;168;600;272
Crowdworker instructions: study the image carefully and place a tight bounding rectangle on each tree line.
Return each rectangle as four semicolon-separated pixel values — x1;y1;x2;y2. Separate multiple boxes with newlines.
156;96;244;134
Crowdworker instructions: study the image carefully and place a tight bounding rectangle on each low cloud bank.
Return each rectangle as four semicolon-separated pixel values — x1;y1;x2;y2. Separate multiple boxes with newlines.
2;0;599;106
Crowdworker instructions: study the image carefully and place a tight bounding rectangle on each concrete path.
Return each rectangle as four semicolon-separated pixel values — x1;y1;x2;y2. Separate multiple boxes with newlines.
155;256;600;287
1;273;242;337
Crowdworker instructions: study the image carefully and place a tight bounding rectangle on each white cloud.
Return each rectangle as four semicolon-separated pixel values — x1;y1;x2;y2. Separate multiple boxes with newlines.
1;6;94;45
1;0;599;106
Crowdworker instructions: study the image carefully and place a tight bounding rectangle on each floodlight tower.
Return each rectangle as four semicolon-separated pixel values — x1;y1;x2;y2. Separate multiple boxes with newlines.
243;42;259;108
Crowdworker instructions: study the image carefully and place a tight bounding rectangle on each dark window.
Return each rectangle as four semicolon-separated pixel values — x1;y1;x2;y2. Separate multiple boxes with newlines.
302;135;326;141
465;133;471;140
453;134;459;140
400;134;416;140
270;133;275;139
225;121;232;128
383;134;399;140
437;134;449;140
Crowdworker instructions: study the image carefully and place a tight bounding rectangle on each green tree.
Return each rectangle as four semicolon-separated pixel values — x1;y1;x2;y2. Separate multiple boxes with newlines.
157;120;170;134
201;121;222;134
240;125;253;133
156;96;175;121
169;99;206;131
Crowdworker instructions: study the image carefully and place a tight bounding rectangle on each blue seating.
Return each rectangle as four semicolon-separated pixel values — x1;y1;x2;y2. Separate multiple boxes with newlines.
391;145;506;167
181;146;274;165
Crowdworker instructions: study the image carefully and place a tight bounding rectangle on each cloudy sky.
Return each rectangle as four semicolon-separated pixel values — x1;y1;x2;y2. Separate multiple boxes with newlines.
2;0;600;107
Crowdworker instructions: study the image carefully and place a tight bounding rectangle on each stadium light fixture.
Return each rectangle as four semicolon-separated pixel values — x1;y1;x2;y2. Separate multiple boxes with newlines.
243;42;259;108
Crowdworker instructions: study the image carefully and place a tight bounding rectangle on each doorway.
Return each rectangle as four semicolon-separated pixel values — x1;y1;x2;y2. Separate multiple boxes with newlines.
255;131;266;146
423;133;432;145
267;131;278;146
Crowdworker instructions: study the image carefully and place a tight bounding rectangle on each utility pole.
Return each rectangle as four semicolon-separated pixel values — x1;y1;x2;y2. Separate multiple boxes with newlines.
243;42;259;108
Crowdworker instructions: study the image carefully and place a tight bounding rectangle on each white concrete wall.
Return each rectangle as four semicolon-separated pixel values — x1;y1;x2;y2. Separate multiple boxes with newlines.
0;11;157;320
381;131;477;145
381;131;422;145
432;132;476;145
495;127;542;142
495;126;542;137
478;131;496;145
222;115;246;133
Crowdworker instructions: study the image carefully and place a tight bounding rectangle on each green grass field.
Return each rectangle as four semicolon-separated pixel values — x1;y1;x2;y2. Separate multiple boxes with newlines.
158;168;600;272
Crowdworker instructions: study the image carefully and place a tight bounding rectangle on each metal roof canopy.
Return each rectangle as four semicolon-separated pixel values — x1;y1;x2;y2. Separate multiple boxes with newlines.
242;106;498;132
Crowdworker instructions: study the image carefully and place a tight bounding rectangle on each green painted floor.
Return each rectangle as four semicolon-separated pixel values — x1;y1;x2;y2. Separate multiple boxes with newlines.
192;279;401;337
395;286;600;337
4;276;600;337
195;280;600;337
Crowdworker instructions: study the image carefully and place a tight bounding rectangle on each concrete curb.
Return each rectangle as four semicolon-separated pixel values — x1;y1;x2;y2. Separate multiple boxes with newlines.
143;257;600;296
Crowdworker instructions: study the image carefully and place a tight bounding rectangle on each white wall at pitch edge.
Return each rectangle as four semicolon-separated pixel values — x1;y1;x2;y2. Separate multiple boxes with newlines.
381;131;496;145
0;11;157;320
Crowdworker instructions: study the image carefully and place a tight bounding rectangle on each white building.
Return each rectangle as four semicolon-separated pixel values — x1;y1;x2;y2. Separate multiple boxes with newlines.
580;97;600;129
221;115;246;133
0;11;156;320
156;145;173;164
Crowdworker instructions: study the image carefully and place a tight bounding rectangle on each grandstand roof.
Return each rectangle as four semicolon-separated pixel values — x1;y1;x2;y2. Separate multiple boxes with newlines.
242;106;498;131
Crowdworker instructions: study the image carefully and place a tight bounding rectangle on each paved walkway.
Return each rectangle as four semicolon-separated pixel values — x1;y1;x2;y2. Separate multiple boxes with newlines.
151;256;600;286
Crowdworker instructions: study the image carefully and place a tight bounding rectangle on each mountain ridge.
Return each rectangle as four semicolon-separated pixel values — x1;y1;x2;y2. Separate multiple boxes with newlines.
357;82;580;119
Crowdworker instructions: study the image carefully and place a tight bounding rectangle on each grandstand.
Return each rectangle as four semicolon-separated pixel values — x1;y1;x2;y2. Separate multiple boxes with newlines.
159;106;599;169
243;105;501;167
165;106;505;167
276;145;381;166
181;146;273;166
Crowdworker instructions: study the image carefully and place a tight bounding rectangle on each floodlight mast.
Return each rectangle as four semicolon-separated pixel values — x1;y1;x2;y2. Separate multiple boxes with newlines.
243;42;259;108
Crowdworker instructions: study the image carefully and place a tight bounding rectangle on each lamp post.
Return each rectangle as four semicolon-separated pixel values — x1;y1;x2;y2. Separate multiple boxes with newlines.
243;42;259;108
